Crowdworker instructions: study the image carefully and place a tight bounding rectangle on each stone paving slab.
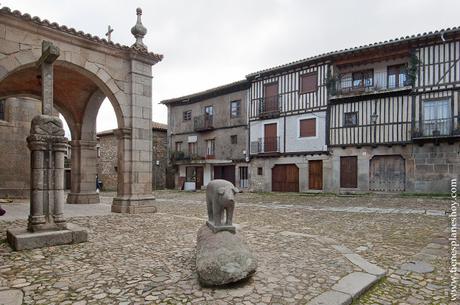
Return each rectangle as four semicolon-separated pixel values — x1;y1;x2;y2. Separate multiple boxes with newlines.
343;254;386;277
307;290;352;305
0;289;23;305
332;272;378;298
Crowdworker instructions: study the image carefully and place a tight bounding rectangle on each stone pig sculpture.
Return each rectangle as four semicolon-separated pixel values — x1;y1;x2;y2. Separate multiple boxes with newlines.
206;179;239;233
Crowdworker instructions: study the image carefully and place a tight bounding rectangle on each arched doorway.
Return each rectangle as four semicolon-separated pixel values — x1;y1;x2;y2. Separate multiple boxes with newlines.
0;7;163;213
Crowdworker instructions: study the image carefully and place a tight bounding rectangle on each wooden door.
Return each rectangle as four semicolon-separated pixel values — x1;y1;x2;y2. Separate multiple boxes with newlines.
369;156;405;192
214;165;235;185
263;83;278;112
309;160;323;190
196;166;204;190
272;164;299;192
264;123;277;152
340;156;357;188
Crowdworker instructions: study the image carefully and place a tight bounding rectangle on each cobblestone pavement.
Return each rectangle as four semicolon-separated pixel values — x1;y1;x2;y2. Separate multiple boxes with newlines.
0;191;453;304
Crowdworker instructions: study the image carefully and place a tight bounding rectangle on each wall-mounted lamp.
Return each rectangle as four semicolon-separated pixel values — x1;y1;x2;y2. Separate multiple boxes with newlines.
370;113;379;124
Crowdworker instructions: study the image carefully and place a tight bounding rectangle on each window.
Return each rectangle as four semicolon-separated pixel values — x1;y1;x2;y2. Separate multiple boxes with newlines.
188;142;197;155
300;72;318;94
175;141;182;151
340;156;357;188
206;139;215;157
352;70;373;88
239;167;249;188
230;100;241;118
204;106;213;116
344;112;358;127
183;110;192;121
0;99;4;121
388;64;407;89
96;145;101;158
423;99;451;136
231;135;237;144
257;167;263;175
299;118;316;137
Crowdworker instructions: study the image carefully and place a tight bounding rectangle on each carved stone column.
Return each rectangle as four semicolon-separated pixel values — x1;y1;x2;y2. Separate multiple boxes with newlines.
26;115;68;232
7;41;87;250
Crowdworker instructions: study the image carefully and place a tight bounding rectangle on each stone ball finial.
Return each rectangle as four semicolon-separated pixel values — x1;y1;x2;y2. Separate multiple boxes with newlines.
131;7;147;51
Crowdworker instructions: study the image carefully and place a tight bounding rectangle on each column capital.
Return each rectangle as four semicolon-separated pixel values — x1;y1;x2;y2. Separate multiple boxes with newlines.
114;128;132;140
70;140;97;149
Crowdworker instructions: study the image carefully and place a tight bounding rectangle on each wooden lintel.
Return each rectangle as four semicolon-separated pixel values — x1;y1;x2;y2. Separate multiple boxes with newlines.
335;47;411;67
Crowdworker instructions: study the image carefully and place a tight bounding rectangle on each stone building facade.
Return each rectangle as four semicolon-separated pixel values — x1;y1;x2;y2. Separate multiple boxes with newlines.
96;122;168;191
162;80;251;191
152;122;168;190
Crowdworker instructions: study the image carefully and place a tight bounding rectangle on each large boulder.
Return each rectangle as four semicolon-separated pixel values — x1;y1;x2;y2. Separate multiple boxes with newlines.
196;225;257;286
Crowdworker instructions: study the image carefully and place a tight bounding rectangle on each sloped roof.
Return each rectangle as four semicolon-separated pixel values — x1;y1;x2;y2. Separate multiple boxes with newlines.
0;6;163;63
97;121;167;137
160;79;249;105
152;121;167;131
246;26;460;78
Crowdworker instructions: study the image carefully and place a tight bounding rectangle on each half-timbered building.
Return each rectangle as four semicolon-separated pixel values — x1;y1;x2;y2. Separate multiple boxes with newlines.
327;28;460;193
246;26;460;193
247;61;331;192
162;80;250;191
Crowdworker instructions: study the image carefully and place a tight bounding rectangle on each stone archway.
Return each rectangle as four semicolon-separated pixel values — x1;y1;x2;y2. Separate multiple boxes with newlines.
0;6;163;213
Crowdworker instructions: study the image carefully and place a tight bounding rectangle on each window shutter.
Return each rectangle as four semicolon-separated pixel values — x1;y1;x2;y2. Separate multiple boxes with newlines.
299;118;316;137
300;73;318;93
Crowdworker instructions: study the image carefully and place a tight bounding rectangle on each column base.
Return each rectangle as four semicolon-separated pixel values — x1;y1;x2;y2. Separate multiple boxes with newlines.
66;193;100;204
7;223;88;251
111;195;157;214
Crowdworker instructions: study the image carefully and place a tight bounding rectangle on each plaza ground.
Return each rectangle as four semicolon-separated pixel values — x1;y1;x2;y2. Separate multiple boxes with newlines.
0;191;452;305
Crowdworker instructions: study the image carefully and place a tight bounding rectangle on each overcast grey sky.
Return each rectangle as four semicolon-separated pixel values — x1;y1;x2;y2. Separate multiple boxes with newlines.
3;0;460;134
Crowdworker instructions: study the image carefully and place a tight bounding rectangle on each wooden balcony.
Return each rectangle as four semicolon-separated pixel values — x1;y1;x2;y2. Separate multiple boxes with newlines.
194;114;214;131
330;71;412;100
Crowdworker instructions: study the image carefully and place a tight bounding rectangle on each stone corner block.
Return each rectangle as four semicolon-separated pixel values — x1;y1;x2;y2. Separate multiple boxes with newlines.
307;290;352;305
332;272;378;299
6;223;88;251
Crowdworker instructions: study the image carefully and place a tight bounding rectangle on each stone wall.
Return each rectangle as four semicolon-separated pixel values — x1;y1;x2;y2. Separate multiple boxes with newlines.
0;98;42;198
152;128;167;190
96;132;118;191
412;142;460;193
329;143;460;194
96;125;168;191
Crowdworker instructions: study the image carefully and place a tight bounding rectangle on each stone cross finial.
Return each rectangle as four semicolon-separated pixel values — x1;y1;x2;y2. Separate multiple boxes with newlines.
105;25;114;42
37;41;60;115
131;7;148;51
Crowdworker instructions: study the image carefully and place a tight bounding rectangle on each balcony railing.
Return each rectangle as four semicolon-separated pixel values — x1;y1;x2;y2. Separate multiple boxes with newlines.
258;95;281;118
194;114;213;131
413;117;460;138
251;137;281;154
332;71;410;97
170;151;208;163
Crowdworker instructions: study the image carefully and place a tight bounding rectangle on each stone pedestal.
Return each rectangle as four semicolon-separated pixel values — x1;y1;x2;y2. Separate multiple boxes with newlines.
7;115;87;251
112;195;157;213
